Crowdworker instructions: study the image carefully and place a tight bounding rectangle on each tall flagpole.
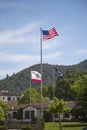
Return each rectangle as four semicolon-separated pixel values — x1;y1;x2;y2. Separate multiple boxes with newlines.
52;64;55;124
40;28;43;119
30;71;31;123
52;64;55;100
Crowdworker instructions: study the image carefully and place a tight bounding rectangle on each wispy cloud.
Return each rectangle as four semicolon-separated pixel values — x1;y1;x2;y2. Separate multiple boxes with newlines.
43;52;62;61
0;2;15;8
0;50;62;79
0;51;39;63
0;70;10;78
0;22;39;44
0;1;27;9
76;49;87;56
43;38;59;50
0;50;62;64
0;51;40;78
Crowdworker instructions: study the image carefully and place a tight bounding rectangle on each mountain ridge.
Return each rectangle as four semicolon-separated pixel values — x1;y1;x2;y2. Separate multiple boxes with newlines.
0;59;87;94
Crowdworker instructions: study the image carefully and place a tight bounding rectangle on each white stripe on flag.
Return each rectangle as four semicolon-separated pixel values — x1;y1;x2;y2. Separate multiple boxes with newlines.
31;71;41;82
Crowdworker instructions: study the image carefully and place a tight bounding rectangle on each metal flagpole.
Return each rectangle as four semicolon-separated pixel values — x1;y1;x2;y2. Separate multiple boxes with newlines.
40;28;43;119
52;64;55;125
29;71;31;123
52;64;55;100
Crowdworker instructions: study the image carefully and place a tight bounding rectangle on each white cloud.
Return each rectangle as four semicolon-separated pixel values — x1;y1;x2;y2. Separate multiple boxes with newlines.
76;49;87;56
0;51;62;79
0;1;27;9
0;50;62;64
43;38;59;50
0;22;62;79
0;51;40;79
43;52;62;61
0;52;39;63
0;70;12;78
0;2;15;8
0;22;39;44
0;70;8;76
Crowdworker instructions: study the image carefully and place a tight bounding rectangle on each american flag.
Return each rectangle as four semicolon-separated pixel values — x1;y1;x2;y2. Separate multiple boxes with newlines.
42;27;59;40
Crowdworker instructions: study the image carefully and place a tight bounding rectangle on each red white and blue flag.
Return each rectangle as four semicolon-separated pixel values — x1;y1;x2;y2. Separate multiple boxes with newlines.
42;27;59;40
31;71;41;83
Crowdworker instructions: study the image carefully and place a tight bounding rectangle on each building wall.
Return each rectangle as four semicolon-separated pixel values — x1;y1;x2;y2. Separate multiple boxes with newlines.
0;95;20;102
23;106;41;121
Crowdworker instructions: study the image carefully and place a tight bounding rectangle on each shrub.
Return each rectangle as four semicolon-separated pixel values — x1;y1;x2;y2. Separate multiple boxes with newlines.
0;120;5;125
0;125;7;130
21;125;33;130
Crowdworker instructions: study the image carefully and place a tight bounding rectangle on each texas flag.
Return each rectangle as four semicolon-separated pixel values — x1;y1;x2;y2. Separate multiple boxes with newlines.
31;71;41;83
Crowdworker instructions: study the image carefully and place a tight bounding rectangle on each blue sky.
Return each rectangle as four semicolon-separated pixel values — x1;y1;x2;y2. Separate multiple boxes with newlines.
0;0;87;79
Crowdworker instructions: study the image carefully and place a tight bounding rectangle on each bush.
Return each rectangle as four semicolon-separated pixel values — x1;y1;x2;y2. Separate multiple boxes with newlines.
0;120;5;125
21;125;33;130
0;125;7;130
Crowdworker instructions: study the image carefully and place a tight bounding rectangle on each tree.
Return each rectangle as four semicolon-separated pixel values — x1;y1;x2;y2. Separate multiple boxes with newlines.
43;85;53;99
71;74;87;121
0;99;7;110
48;97;71;130
0;99;8;124
19;88;41;103
0;106;5;122
55;70;80;101
17;108;23;120
55;78;76;101
0;100;7;124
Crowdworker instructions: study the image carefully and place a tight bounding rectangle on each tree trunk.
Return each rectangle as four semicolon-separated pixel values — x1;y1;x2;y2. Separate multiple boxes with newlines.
59;113;62;130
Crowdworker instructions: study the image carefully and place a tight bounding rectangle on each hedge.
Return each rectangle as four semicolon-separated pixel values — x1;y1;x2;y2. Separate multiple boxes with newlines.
21;125;33;130
0;125;7;130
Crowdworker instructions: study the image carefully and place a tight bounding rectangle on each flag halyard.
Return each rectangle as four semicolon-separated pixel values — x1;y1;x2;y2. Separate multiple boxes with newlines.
42;27;59;40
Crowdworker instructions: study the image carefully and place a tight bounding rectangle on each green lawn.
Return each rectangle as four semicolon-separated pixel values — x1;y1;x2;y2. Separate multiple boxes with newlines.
45;122;87;130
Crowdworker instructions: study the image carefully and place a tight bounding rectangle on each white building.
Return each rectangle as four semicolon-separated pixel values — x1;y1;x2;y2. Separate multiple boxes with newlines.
6;101;75;122
0;90;20;103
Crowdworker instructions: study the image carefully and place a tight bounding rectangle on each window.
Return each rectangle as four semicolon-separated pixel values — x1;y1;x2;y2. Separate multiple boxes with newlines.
31;110;34;119
13;111;17;119
64;113;69;118
55;113;59;118
17;97;20;101
8;97;11;101
25;111;29;119
25;110;34;119
3;97;5;100
13;97;15;101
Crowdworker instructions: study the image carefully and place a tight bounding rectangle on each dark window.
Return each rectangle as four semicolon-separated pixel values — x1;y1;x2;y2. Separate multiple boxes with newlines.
55;113;59;118
25;111;29;119
17;97;20;101
25;110;34;119
64;113;69;118
3;97;4;100
13;111;17;118
8;97;11;101
13;97;15;101
31;110;34;119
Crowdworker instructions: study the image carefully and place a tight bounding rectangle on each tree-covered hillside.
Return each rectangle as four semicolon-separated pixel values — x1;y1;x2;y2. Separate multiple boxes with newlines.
0;60;87;94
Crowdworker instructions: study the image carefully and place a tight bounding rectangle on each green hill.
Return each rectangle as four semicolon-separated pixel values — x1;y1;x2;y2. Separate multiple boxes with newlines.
0;59;87;94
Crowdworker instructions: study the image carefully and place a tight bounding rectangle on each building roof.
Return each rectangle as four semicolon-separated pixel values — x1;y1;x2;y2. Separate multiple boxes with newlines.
0;90;21;96
6;101;50;111
6;101;75;111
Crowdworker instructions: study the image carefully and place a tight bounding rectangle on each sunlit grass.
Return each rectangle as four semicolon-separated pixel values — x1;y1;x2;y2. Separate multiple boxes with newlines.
45;122;87;130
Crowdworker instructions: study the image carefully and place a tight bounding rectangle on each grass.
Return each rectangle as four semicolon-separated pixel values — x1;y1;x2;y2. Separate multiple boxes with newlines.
45;122;87;130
